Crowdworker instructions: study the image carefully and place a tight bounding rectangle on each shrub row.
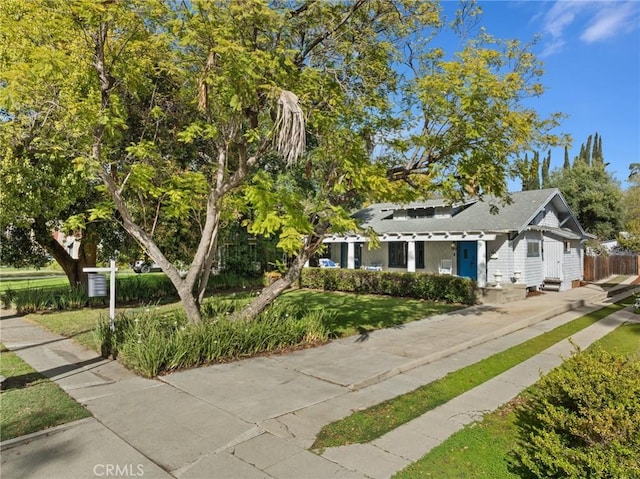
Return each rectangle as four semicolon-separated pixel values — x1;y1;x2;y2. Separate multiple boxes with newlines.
95;297;332;377
1;272;264;313
514;347;640;478
300;268;477;305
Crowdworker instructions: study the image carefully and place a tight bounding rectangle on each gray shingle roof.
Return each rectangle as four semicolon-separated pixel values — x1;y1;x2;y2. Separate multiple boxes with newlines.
352;188;586;237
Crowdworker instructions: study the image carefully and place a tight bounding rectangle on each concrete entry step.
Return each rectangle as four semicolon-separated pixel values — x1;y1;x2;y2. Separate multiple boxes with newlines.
480;284;527;304
543;277;562;291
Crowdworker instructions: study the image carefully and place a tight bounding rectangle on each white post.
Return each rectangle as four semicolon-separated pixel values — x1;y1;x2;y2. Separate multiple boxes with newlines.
477;240;487;287
407;240;416;273
347;242;355;269
109;259;116;331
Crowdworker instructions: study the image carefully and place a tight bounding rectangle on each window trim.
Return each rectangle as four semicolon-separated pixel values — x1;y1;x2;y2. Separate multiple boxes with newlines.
527;240;540;258
388;241;408;268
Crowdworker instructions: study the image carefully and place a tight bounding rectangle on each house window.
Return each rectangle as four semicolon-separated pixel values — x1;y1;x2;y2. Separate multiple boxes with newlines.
564;241;571;253
388;242;407;267
527;240;540;257
416;241;425;269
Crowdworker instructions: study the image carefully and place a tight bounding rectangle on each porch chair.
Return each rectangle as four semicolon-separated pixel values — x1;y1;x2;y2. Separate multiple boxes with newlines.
438;259;453;275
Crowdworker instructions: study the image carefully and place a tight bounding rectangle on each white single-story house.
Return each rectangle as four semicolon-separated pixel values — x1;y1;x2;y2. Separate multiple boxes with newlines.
321;188;588;291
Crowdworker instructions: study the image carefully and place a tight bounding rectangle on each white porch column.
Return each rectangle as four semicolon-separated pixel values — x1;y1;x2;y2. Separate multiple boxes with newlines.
407;240;416;273
347;242;355;269
477;240;487;287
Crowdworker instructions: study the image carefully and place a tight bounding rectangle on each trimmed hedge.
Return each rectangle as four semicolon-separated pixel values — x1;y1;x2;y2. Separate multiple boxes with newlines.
300;268;477;304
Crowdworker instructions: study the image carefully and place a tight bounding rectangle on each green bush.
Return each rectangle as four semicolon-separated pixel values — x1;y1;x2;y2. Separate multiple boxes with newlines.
95;297;332;377
513;347;640;478
300;268;476;304
0;288;17;309
4;272;264;314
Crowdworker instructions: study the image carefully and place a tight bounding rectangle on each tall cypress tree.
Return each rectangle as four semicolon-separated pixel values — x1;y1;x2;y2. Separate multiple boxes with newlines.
563;145;571;169
590;132;606;167
584;134;593;166
531;150;540;190
575;144;586;166
542;150;551;187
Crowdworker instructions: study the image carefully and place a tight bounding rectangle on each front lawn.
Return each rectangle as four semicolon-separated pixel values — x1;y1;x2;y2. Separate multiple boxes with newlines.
278;289;461;337
0;344;91;441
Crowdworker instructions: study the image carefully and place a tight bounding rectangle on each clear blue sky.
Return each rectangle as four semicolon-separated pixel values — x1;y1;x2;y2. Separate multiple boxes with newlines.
443;0;640;190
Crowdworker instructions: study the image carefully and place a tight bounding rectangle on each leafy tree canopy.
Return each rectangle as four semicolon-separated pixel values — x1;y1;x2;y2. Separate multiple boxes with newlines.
547;162;624;240
0;0;566;322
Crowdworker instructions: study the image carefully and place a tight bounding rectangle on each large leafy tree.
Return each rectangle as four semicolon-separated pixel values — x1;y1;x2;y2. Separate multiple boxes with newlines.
0;0;564;323
547;161;624;239
0;0;106;285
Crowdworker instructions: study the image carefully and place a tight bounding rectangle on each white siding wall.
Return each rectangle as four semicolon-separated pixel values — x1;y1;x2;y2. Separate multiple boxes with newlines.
518;231;544;289
539;205;560;227
559;238;583;290
486;237;512;284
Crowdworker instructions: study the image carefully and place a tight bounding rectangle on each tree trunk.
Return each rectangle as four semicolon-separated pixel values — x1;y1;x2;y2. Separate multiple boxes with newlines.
177;283;203;324
233;233;325;321
32;217;95;289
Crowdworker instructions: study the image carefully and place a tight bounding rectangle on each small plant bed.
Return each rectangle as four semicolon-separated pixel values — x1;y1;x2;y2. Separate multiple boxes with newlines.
312;298;632;449
0;344;91;441
393;319;640;479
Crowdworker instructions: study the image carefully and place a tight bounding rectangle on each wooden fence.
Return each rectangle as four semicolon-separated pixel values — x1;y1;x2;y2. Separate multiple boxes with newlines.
583;254;640;282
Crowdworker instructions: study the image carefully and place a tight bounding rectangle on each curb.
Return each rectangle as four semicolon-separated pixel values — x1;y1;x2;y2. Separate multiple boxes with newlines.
0;417;95;451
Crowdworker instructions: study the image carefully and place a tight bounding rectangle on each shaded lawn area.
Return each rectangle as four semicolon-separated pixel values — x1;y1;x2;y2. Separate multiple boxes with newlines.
0;344;91;441
278;289;462;337
392;317;640;479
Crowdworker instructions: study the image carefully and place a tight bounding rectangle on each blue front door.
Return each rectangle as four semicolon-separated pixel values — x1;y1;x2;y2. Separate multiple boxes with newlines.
457;241;477;279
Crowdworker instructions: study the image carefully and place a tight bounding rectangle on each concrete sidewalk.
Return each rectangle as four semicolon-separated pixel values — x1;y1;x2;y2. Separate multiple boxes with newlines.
1;278;638;479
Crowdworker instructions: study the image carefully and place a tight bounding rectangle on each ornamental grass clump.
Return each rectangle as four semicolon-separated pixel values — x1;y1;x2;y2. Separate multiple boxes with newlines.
95;298;331;377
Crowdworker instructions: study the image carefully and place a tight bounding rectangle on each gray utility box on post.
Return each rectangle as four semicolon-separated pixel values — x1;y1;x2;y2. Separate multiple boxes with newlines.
88;273;108;298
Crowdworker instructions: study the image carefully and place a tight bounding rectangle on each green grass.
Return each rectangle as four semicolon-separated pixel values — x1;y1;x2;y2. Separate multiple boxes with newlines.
0;344;91;441
0;272;140;292
392;317;640;479
24;301;187;352
311;299;631;449
23;289;460;354
279;289;461;337
0;276;70;292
